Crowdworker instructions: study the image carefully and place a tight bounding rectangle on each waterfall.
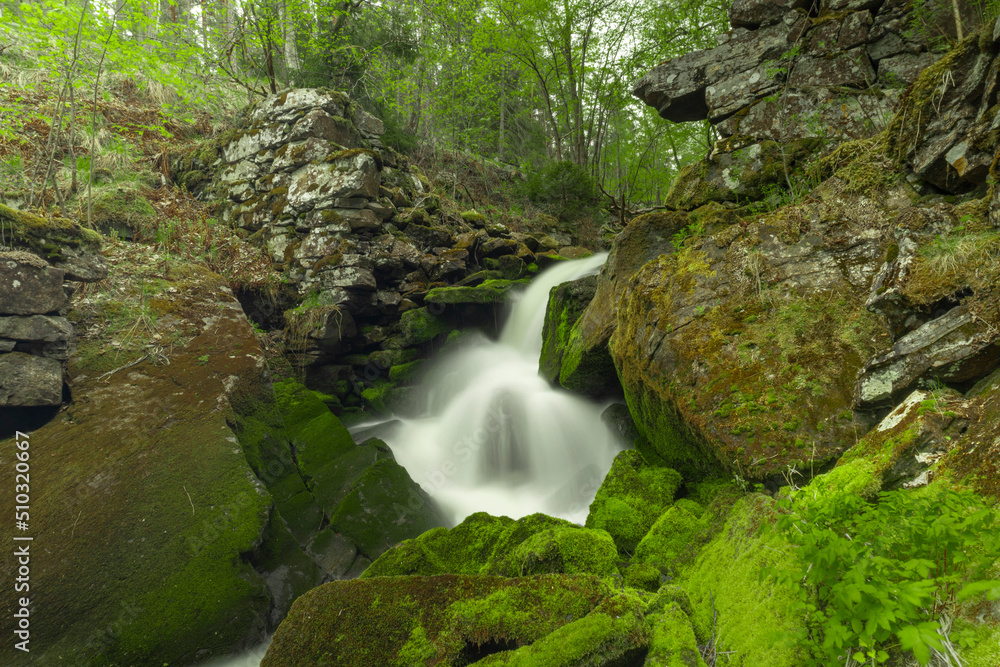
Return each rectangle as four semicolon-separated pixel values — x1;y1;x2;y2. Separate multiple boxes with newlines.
371;253;622;525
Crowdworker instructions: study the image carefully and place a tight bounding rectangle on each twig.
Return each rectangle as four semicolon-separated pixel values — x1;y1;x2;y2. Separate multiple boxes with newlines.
183;486;195;515
70;510;82;537
97;354;149;382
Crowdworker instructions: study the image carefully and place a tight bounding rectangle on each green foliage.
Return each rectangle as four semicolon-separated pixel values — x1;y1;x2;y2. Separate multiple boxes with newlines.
524;160;598;221
770;485;1000;666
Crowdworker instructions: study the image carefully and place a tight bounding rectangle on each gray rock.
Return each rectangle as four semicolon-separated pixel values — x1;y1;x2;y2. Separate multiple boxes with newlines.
632;14;804;122
272;138;332;172
0;352;63;406
839;11;873;50
788;48;876;88
288;109;358;146
0;254;68;315
877;52;937;87
855;305;1000;410
0;315;72;345
729;0;807;28
286;153;380;211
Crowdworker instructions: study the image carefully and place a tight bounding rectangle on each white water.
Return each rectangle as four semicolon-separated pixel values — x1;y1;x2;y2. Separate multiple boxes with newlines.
210;254;622;666
373;252;622;525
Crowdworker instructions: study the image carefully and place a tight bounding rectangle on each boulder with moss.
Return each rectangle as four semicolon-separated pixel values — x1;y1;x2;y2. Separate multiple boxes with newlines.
363;512;617;579
585;450;683;554
0;263;294;665
260;574;645;666
554;212;689;398
538;274;597;384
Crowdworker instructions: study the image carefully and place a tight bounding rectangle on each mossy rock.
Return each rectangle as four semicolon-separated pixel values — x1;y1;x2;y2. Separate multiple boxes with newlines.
328;456;449;559
0;266;287;665
260;574;624;666
471;593;650;666
539;274;597;384
634;500;707;574
0;204;101;266
273;379;356;474
643;601;707;667
89;186;157;235
364;512;613;578
562;211;689;398
484;526;619;578
425;278;529;305
400;306;453;345
585;450;683;555
680;495;806;667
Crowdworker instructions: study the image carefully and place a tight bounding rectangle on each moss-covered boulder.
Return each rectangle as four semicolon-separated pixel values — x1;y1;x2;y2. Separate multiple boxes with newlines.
634;499;708;575
538;274;597;384
0;203;106;282
471;593;650;666
663;139;824;211
559;211;689;397
363;512;617;579
401;306;453;345
0;264;287;665
610;183;905;480
260;574;643;666
585;450;683;555
680;494;806;667
643;600;707;667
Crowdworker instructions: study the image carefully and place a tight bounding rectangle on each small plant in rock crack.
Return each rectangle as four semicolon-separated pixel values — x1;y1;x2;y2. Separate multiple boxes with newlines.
766;484;1000;666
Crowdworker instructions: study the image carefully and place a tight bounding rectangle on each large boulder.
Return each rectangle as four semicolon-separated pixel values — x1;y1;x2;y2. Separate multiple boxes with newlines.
610;175;902;480
0;264;282;665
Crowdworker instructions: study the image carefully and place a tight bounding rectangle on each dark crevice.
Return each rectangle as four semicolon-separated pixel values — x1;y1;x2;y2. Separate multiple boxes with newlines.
0;405;61;441
456;639;520;666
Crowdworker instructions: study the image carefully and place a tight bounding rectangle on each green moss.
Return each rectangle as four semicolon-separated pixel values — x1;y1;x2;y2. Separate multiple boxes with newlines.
261;574;614;666
634;502;707;574
489;527;619;578
363;512;617;579
623;562;662;592
400;306;452;345
273;380;356;474
475;593;649;666
425;278;529;305
328;458;447;559
388;360;423;384
644;602;708;667
585;450;684;555
0;203;103;258
461;209;487;224
680;495;805;667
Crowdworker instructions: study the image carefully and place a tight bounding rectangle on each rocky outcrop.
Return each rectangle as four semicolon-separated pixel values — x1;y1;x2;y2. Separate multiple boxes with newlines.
0;207;107;410
632;0;971;144
171;89;569;416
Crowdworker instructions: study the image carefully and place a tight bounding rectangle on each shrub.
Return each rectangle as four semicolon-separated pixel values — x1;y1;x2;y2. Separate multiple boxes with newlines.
769;484;1000;666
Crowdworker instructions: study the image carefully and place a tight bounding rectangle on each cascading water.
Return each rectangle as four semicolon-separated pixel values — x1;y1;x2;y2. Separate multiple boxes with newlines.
367;252;623;525
207;254;622;666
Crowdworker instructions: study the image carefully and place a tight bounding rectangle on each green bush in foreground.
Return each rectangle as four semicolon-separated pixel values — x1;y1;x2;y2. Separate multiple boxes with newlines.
769;484;1000;666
